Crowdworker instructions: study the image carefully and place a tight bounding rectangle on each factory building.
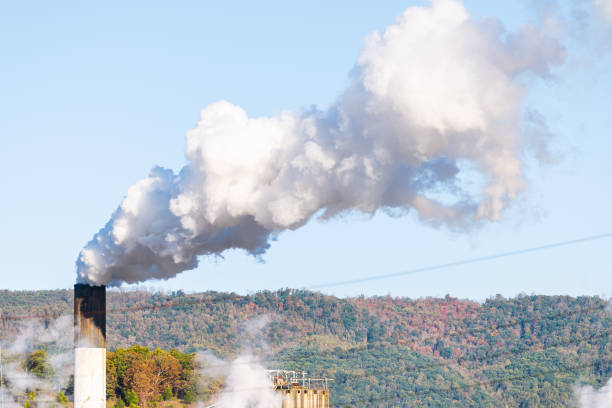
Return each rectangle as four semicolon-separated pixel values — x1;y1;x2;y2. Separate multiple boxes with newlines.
267;370;332;408
71;284;332;408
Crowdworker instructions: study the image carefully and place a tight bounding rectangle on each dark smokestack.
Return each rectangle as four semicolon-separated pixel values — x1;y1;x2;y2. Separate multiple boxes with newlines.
74;284;106;347
74;284;106;408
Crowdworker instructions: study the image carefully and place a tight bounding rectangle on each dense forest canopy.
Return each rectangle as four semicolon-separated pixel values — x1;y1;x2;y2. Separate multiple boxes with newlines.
0;290;610;407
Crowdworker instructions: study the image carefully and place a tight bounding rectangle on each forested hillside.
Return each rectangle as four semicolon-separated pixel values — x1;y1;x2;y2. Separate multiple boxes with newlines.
1;289;610;407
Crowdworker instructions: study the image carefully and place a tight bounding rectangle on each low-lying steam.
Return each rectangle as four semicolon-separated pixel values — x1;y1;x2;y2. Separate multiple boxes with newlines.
198;354;282;408
576;378;612;408
197;316;282;407
77;0;565;286
0;316;74;408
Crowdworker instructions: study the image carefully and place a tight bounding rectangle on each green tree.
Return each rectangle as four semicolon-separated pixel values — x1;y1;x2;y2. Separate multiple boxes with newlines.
124;389;139;407
24;350;53;378
162;387;173;401
56;391;69;405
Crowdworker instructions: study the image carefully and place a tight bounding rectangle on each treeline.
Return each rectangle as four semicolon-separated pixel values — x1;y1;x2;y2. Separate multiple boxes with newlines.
1;290;610;406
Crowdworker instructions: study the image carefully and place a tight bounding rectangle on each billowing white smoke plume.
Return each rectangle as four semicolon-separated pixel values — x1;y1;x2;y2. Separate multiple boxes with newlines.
576;378;612;408
77;0;565;286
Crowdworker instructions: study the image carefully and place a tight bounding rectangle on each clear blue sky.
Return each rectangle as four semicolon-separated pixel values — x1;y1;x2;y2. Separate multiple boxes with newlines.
1;1;610;299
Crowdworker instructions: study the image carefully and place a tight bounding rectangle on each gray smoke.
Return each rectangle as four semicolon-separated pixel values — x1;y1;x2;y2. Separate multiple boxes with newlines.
77;0;565;286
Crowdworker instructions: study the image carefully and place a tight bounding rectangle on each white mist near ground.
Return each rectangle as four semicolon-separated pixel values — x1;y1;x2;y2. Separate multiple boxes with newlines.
576;378;612;408
200;355;282;408
574;302;612;407
77;0;566;286
0;316;73;406
197;316;281;407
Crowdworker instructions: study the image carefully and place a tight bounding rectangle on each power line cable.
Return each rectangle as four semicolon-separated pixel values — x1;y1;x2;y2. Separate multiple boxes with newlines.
1;231;611;323
308;232;612;289
0;232;609;378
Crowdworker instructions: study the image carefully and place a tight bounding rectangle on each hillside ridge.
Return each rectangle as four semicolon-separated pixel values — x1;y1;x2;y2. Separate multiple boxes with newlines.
1;289;610;407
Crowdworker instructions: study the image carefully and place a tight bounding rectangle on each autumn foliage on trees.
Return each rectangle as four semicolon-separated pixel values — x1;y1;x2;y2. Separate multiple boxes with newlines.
1;290;610;407
106;346;195;407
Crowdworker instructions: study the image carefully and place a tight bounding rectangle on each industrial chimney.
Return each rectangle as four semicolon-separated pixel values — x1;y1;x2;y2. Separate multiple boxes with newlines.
74;284;106;408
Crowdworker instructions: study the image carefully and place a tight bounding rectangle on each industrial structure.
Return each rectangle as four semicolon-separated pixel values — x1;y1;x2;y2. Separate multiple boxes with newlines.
70;284;332;408
74;284;106;408
267;369;333;408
